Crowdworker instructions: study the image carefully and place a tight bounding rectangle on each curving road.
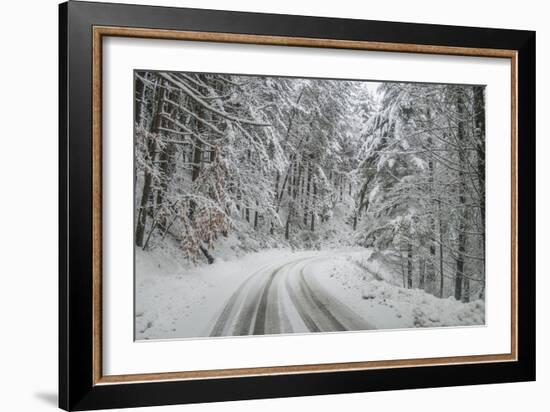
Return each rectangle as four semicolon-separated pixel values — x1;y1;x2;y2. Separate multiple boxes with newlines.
208;254;374;337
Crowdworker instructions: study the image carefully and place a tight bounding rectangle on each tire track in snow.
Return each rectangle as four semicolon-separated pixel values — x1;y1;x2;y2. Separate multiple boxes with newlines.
245;258;310;335
227;260;300;336
208;252;373;337
209;262;276;336
284;265;321;333
299;261;375;331
297;268;347;331
218;257;315;336
252;265;282;335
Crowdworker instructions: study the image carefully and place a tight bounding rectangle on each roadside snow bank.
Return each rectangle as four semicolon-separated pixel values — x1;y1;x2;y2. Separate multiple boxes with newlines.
361;280;485;328
307;253;485;330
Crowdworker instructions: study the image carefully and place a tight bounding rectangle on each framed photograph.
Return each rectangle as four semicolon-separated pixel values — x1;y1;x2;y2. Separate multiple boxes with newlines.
59;1;535;410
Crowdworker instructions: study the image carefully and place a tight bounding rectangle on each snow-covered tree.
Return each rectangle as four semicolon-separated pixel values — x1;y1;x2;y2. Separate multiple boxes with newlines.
134;71;485;303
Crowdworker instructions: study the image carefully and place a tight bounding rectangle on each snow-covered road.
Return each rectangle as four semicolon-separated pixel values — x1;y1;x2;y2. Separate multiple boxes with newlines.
208;254;374;336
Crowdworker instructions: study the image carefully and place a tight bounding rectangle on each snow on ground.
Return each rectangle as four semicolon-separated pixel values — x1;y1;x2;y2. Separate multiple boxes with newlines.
135;246;323;339
135;202;373;340
135;224;289;339
307;253;485;330
136;245;484;341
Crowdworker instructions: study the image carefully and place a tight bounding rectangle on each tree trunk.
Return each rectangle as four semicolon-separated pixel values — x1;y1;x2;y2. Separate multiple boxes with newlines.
135;72;147;126
304;162;312;225
407;243;413;288
438;199;445;298
135;170;152;248
310;180;316;232
285;206;292;240
474;86;486;299
287;162;292;196
455;91;467;301
291;158;298;198
135;78;164;247
455;247;464;301
189;101;204;221
400;250;406;288
271;170;280;235
354;181;369;231
296;160;303;206
155;133;175;228
299;163;306;208
199;246;215;264
189;101;214;264
418;258;426;290
245;149;251;223
463;269;470;303
427;131;437;289
189;139;202;220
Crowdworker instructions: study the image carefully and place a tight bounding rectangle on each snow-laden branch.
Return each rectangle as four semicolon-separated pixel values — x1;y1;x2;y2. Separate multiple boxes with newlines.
159;73;272;127
163;97;224;135
160;114;217;149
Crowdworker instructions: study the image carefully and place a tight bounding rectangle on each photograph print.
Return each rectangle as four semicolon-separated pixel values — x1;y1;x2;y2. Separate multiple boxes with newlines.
134;70;486;340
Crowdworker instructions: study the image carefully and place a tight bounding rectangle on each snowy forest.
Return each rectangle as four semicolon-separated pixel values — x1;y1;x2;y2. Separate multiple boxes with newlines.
134;70;486;339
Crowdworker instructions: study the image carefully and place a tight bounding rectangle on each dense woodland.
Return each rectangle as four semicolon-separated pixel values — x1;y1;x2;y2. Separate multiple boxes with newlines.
134;71;486;303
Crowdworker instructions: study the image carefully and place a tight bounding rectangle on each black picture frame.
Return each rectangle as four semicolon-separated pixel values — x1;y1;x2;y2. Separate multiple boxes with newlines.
59;1;536;410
